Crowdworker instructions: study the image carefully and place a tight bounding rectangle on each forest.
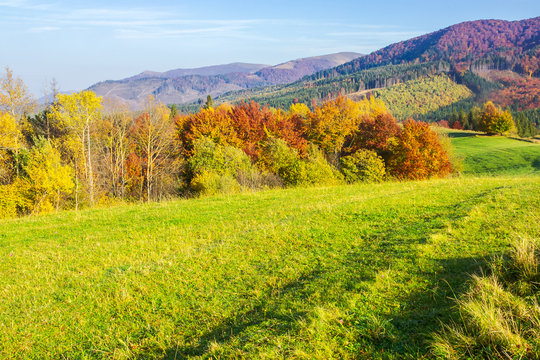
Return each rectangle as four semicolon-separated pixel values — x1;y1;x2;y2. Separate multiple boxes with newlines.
0;66;467;218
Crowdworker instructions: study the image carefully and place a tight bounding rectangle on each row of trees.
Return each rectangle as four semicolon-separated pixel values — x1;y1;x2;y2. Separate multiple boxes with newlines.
1;68;454;218
434;101;527;136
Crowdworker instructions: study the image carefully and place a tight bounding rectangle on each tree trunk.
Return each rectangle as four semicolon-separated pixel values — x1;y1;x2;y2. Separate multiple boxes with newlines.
86;119;94;205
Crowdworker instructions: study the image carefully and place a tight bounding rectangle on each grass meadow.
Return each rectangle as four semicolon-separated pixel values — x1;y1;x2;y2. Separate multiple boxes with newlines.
444;129;540;175
1;174;539;359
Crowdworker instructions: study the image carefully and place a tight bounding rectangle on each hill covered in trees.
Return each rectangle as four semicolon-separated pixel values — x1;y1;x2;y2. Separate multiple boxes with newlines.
201;17;539;133
88;53;362;110
313;17;540;80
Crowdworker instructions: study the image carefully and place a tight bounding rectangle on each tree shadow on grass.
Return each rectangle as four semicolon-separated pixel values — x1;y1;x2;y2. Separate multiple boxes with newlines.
445;131;478;138
156;254;491;360
158;266;326;359
155;187;505;359
364;255;492;358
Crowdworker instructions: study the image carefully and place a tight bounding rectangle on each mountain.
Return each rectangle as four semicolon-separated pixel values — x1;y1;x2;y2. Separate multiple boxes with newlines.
313;17;539;80
255;52;363;84
127;63;268;80
88;52;362;109
212;17;539;116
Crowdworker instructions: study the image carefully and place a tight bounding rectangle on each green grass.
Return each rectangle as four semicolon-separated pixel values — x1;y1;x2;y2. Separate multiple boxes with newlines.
1;176;539;359
443;129;540;175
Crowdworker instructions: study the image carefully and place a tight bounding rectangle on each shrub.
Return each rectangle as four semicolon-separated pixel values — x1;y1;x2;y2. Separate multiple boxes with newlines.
259;137;303;186
189;137;262;195
190;171;241;196
235;168;283;190
387;119;452;180
300;146;343;186
340;149;386;183
0;180;31;219
189;137;252;177
25;139;74;214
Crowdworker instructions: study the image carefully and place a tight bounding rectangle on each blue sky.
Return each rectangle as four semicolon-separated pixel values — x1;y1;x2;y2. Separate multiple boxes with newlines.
1;0;538;96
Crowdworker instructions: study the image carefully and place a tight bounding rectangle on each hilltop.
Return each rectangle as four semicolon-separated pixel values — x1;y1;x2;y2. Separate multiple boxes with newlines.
209;17;539;122
88;52;362;109
316;17;539;79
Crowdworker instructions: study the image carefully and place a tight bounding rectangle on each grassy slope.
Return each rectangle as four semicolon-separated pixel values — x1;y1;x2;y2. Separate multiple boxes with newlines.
372;75;473;120
444;130;540;175
1;176;539;359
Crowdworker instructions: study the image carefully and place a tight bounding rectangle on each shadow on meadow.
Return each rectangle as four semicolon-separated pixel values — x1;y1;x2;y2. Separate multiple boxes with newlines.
155;250;492;359
374;255;491;358
445;131;477;138
161;266;325;358
156;186;505;358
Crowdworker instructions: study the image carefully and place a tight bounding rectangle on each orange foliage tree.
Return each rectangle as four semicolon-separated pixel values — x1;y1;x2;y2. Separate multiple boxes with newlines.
177;101;308;161
177;105;241;156
346;112;400;155
387;119;452;180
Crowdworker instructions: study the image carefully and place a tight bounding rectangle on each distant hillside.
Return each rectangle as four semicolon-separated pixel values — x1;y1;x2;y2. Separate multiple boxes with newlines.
370;75;473;119
88;52;362;109
255;52;363;84
127;63;268;81
210;17;539;118
314;17;540;80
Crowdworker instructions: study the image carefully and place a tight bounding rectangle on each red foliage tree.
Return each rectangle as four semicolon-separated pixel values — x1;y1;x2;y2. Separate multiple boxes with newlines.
346;112;400;155
451;120;464;130
436;120;450;128
388;119;452;180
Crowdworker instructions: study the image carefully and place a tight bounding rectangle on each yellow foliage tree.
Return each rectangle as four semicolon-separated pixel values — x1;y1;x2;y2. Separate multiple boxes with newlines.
0;67;35;120
0;112;22;183
25;139;74;214
50;90;102;206
478;101;515;135
305;96;387;158
289;103;312;119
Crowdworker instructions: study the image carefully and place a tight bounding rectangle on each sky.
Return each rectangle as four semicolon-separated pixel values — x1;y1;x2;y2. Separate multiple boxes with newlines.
1;0;538;96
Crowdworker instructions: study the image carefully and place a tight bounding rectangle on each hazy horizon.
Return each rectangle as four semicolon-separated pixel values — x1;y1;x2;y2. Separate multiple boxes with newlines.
1;0;538;96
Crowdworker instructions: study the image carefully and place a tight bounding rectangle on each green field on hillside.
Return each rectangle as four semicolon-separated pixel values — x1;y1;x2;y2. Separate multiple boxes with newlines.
444;130;540;175
372;75;473;120
1;176;539;359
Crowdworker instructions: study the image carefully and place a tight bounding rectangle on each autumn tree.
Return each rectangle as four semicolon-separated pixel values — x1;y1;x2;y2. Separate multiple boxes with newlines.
305;96;361;158
96;100;133;200
177;104;241;155
0;67;36;120
0;112;23;183
387;119;452;180
131;97;176;201
478;101;515;135
346;111;400;156
289;103;311;119
50;91;102;206
25;139;74;214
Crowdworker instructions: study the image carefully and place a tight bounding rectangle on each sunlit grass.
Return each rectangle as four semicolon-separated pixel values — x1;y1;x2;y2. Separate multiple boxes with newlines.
1;175;539;359
443;129;540;175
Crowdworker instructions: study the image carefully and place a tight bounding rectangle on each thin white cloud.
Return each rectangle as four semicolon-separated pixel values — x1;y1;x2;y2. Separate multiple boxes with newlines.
0;0;54;10
27;26;60;33
327;31;424;38
115;25;251;39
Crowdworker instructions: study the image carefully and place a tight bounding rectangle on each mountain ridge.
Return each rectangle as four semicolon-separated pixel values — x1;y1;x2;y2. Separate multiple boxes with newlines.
88;52;363;109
